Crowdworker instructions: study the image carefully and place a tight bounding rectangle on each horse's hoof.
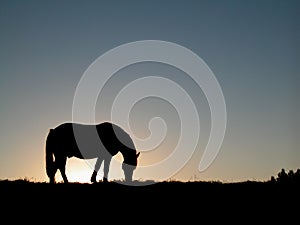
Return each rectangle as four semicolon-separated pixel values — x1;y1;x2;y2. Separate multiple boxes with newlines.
91;177;97;183
91;171;98;183
103;177;108;183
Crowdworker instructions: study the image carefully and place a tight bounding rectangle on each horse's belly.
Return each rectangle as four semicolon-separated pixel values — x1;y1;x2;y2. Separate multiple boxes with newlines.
53;123;118;159
67;142;105;159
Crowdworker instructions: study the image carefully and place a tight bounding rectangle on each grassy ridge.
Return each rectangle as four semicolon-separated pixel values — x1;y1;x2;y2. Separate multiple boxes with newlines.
1;178;298;222
1;178;297;202
2;169;299;220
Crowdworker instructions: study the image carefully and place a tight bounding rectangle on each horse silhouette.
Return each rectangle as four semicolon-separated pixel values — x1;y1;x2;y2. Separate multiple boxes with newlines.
45;122;140;184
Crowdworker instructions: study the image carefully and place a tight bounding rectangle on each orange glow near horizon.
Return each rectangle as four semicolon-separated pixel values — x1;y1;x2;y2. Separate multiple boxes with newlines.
55;154;126;183
54;158;95;183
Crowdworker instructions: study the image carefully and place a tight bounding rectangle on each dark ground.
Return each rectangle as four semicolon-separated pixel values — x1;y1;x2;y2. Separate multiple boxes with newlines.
1;179;299;222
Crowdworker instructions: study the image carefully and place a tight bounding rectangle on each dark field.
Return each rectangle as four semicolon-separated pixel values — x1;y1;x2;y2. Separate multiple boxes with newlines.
1;178;298;221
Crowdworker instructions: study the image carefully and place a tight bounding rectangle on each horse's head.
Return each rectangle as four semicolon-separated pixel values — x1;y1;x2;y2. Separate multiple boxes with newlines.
122;151;140;183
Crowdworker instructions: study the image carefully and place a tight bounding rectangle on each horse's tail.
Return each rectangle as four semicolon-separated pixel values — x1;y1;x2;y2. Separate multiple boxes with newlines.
46;128;56;179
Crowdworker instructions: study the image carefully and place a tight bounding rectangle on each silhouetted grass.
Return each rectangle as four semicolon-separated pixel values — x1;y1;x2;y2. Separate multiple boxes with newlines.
1;168;299;221
1;177;299;222
1;177;298;201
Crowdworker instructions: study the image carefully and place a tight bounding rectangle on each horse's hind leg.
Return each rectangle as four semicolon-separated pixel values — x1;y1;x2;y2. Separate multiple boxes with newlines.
57;155;68;183
91;157;103;183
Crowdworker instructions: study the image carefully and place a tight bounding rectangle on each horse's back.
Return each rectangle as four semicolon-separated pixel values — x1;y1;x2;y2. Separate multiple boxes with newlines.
50;122;99;158
49;122;134;158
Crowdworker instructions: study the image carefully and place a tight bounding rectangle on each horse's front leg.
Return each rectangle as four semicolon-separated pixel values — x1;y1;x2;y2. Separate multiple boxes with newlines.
91;157;103;183
103;156;112;182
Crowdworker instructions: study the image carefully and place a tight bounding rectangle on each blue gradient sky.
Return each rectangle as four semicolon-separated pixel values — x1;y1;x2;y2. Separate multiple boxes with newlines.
0;0;299;182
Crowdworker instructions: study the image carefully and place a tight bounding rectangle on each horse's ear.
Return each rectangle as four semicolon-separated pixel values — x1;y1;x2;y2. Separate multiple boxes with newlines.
136;152;140;158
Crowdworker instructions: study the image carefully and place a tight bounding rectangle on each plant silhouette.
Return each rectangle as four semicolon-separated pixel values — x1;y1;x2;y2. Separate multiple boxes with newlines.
270;168;300;185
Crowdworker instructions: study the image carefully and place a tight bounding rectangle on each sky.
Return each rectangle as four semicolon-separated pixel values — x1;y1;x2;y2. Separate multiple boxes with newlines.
0;0;299;183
